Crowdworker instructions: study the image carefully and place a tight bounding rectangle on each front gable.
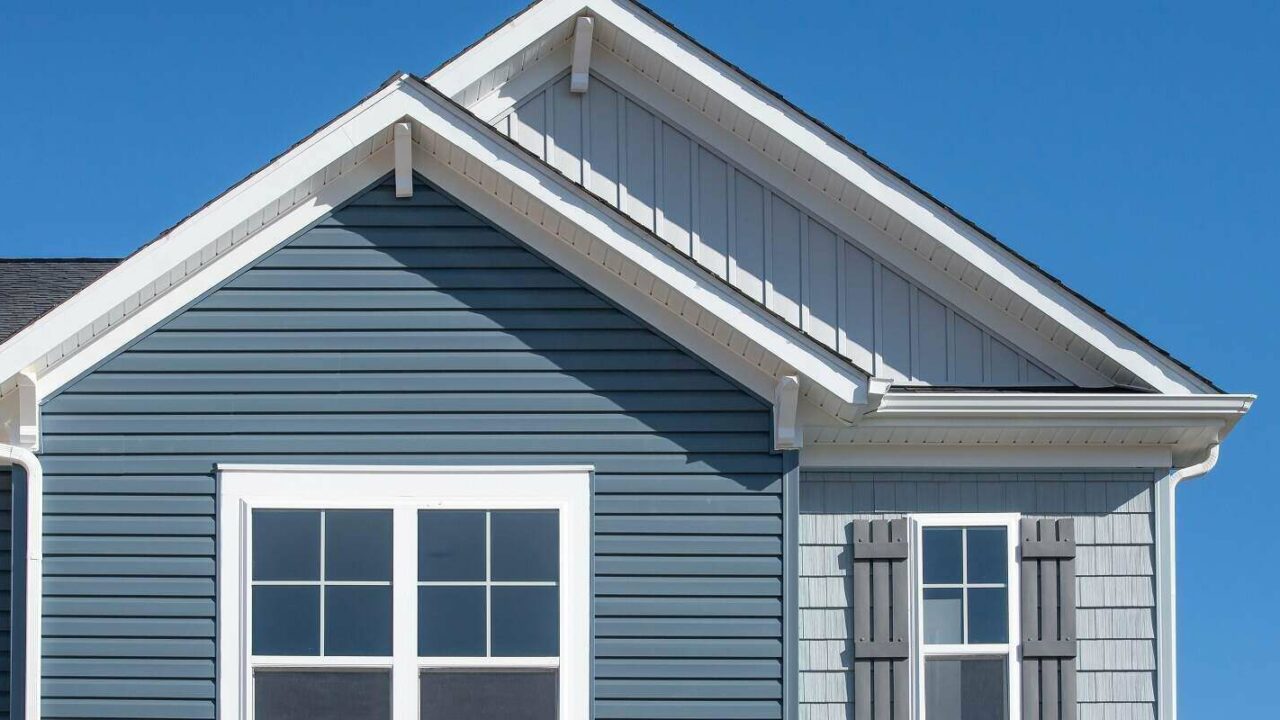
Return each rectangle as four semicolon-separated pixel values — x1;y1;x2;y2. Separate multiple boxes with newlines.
429;0;1220;394
493;70;1067;387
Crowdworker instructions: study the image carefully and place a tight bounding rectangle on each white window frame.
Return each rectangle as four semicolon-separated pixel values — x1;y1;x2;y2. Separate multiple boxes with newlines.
911;513;1021;720
217;464;593;720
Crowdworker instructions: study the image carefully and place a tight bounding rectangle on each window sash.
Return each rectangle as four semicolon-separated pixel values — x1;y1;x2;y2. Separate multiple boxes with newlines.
912;513;1021;720
218;465;592;720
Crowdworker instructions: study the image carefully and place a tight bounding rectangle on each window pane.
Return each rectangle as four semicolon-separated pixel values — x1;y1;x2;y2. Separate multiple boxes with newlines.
255;670;390;720
923;587;963;645
491;511;559;582
923;528;963;584
253;510;320;581
419;586;486;656
419;510;486;582
925;658;1007;720
253;585;319;655
967;587;1008;644
966;527;1007;584
491;586;559;657
325;510;392;582
420;670;556;720
325;585;392;656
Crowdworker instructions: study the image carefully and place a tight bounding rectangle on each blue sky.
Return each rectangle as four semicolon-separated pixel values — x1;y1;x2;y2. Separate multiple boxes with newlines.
2;0;1276;713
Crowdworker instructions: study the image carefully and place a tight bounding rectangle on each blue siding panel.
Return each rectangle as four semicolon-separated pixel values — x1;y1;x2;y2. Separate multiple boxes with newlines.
37;176;784;719
0;470;10;720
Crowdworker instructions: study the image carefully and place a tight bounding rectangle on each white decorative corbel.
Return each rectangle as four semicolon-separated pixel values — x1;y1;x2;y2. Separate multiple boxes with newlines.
773;375;801;451
394;121;413;198
1;371;40;451
569;16;595;93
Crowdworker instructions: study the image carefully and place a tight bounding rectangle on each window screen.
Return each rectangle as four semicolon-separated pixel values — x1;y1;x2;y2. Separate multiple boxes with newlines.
254;670;391;720
419;670;557;720
924;658;1006;720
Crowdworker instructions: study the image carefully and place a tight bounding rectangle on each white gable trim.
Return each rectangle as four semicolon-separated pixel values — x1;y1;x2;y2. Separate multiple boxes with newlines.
1;75;869;418
429;0;1217;394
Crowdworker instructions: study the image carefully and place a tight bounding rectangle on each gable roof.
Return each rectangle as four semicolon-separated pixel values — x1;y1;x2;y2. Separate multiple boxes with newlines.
0;259;118;342
0;0;1253;457
427;0;1223;395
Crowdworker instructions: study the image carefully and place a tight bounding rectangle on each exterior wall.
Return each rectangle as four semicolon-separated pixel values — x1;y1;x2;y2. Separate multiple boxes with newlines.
496;72;1066;387
0;469;10;720
36;176;786;719
799;470;1158;720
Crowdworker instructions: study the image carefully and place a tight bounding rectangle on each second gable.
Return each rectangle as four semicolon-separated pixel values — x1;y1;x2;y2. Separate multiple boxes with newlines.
493;72;1066;387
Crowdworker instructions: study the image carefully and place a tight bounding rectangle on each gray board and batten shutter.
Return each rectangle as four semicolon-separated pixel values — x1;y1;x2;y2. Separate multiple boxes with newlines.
849;519;909;720
847;517;1079;720
1021;518;1079;720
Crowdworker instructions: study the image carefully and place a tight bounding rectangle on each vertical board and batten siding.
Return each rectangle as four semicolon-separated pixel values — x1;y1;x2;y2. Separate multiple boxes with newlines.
36;176;785;720
496;72;1066;387
799;471;1157;720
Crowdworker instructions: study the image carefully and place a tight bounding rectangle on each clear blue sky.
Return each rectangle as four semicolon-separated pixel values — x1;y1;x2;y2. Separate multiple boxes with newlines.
2;1;1276;714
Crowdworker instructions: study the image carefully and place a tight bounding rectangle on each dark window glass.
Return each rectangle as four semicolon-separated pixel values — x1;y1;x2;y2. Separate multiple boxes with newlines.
253;510;320;581
925;658;1006;720
253;585;319;655
420;670;556;720
923;587;963;645
419;511;486;582
491;511;559;582
923;528;963;584
491;586;559;657
255;670;390;720
419;586;486;656
325;510;393;581
325;585;392;656
966;527;1007;584
967;587;1008;644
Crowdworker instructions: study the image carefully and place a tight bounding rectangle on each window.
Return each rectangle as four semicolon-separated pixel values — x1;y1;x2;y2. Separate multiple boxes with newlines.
914;514;1020;720
218;465;591;720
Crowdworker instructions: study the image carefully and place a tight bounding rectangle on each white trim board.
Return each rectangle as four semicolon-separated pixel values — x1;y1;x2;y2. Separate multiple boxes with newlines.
428;0;1222;395
216;463;593;720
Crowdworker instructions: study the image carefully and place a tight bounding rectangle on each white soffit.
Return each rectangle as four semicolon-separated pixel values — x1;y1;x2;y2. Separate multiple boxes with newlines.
428;0;1220;395
799;392;1254;465
0;74;869;417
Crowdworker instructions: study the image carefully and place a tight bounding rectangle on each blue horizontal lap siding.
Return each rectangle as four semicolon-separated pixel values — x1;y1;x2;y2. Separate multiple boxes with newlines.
38;177;784;719
0;470;10;720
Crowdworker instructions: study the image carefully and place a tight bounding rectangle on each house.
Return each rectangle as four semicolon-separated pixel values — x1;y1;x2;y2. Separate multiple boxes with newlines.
0;1;1254;719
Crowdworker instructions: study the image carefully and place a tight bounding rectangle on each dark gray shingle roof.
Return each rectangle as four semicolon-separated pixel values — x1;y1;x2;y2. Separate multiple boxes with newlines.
0;259;120;343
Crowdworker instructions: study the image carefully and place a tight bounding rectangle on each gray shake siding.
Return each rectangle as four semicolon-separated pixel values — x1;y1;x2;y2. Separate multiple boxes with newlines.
799;471;1158;720
36;176;785;719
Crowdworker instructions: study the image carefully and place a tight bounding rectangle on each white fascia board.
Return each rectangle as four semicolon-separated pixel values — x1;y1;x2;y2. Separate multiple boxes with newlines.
0;77;410;393
870;392;1254;425
394;78;867;406
429;0;1216;394
800;443;1174;470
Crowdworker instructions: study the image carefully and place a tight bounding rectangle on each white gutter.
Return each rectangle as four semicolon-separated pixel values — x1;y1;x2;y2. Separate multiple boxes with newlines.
0;442;42;720
1154;442;1219;720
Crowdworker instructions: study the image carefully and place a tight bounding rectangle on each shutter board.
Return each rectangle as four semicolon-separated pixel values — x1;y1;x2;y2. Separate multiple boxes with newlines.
850;518;909;720
1020;518;1078;720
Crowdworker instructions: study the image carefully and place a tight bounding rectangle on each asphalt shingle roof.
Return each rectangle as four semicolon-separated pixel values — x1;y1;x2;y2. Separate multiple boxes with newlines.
0;259;119;343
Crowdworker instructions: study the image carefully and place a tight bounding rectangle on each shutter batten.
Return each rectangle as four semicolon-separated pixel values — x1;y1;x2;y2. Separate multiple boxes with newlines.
850;518;910;720
1020;518;1078;720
